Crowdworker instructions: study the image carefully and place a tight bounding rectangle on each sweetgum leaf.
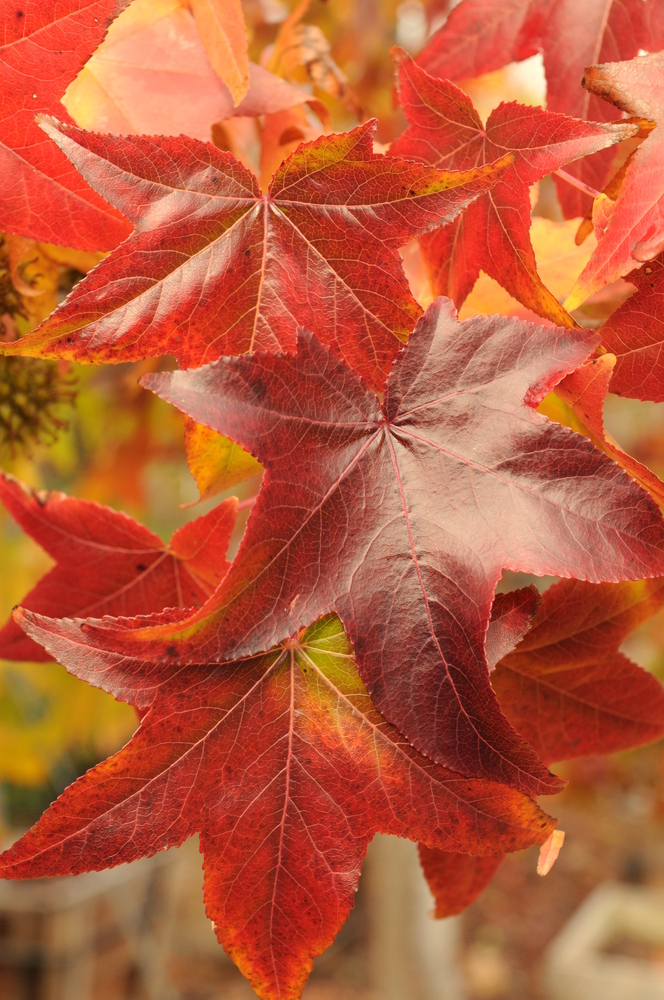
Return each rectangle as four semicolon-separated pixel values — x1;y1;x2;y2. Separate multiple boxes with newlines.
566;52;664;309
416;0;664;218
600;255;664;402
418;846;504;918
0;0;132;248
390;53;635;325
24;299;664;794
0;614;555;1000
5;120;510;391
0;471;237;662
493;576;664;763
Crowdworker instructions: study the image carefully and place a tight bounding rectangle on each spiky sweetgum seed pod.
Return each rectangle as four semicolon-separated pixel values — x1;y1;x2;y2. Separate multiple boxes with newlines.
0;356;76;454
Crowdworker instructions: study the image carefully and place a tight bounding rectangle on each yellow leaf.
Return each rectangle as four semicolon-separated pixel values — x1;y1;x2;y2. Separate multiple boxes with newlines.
0;506;135;786
184;416;263;503
459;273;527;321
63;0;321;144
530;217;597;301
460;218;597;321
38;243;106;275
259;104;324;190
459;55;546;126
4;237;59;329
400;239;434;311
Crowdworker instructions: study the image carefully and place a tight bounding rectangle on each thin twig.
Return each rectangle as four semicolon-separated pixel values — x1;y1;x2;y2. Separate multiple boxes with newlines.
553;169;601;199
238;494;258;511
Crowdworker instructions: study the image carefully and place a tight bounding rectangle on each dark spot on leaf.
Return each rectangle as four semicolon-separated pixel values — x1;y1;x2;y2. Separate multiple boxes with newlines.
136;563;147;571
251;378;267;402
16;9;23;17
166;646;177;656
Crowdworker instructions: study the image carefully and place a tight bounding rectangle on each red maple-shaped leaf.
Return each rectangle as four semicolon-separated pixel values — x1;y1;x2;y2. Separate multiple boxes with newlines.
0;0;132;249
0;614;555;1000
566;53;664;309
600;255;664;402
492;576;664;764
0;471;237;662
5;120;510;391
21;299;664;795
390;53;635;325
415;0;664;218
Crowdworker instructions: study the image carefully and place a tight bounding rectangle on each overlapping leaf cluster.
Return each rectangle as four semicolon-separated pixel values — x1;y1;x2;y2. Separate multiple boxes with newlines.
2;1;664;997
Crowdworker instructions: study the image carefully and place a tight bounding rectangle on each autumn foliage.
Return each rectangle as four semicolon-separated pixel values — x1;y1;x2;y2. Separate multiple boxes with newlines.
2;0;664;997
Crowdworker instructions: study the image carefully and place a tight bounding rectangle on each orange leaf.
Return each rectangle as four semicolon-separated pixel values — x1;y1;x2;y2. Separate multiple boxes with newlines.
548;354;664;507
537;830;565;876
183;416;262;504
189;0;248;106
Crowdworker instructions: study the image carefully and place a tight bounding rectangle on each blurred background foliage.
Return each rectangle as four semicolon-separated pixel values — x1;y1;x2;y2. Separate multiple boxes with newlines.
3;0;664;852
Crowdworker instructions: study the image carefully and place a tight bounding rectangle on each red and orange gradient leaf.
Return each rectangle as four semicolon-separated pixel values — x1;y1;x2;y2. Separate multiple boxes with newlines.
485;586;542;671
600;253;664;402
540;353;664;507
0;471;237;662
390;53;635;326
417;588;541;921
418;847;504;919
0;615;555;1000
416;0;664;218
5;120;510;391
420;570;664;917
